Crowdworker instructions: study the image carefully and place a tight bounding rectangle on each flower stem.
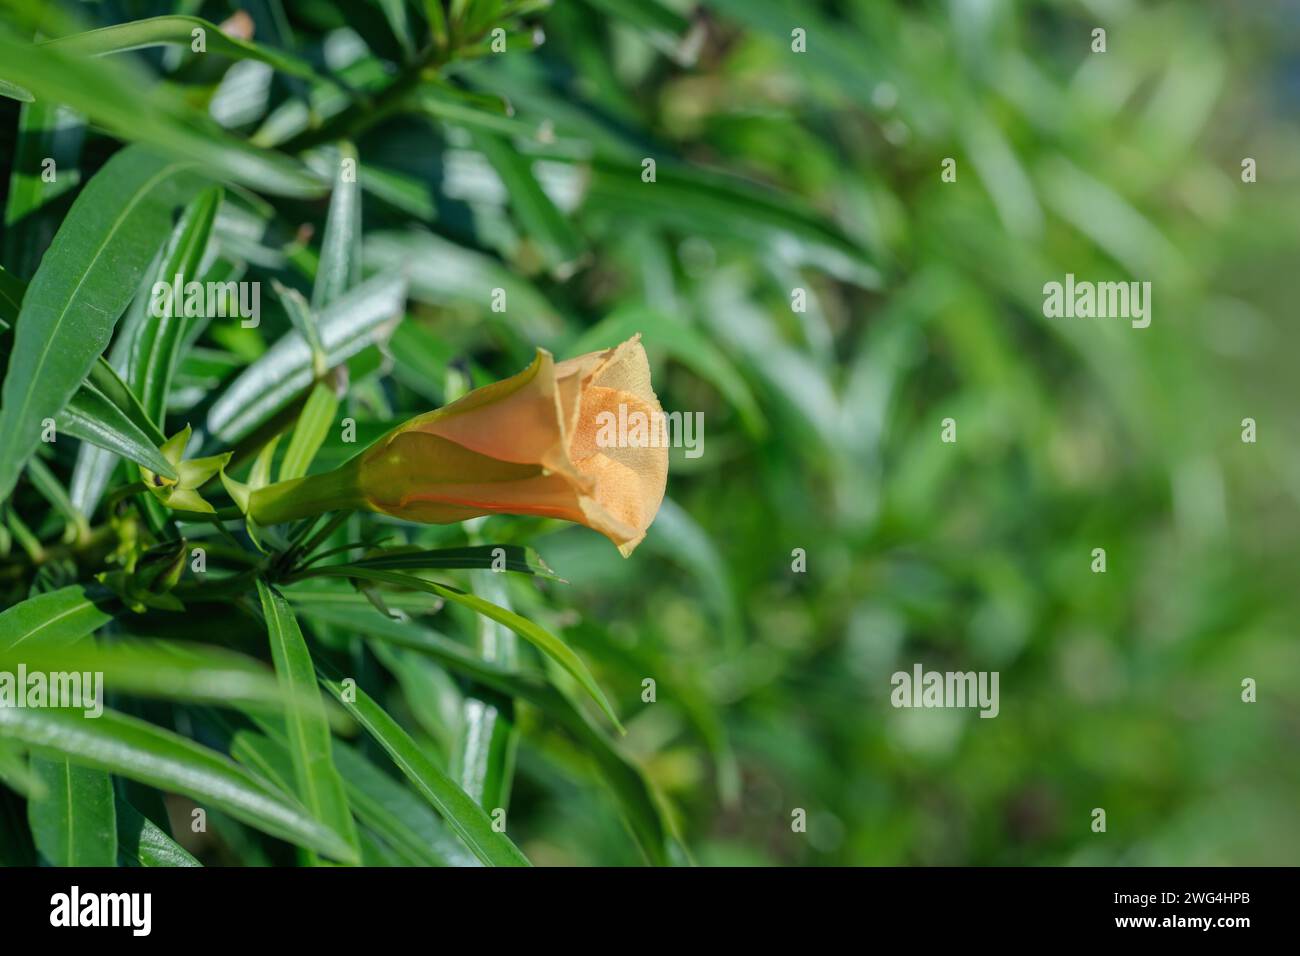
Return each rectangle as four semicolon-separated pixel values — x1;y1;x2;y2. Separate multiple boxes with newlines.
249;461;364;525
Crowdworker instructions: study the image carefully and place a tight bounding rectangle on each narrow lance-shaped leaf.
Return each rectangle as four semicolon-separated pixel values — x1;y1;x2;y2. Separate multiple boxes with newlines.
70;265;181;513
116;796;200;867
316;663;531;867
256;579;360;865
0;585;116;652
292;597;673;866
3;98;85;281
0;306;176;480
212;709;480;868
0;638;350;725
0;30;325;198
278;383;339;483
454;567;518;811
0;705;357;861
300;544;562;579
3;582;118;867
476;132;584;279
58;381;178;480
314;141;362;312
129;186;223;427
0;146;207;502
39;16;330;86
302;566;624;732
206;271;407;443
24;457;87;542
0;77;33;103
28;760;116;867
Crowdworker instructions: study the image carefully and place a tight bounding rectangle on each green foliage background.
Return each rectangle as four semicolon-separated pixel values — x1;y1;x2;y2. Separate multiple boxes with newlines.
0;0;1297;866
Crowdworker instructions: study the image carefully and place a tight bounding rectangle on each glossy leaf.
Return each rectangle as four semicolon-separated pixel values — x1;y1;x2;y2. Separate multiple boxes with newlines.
41;16;327;85
256;579;360;864
128;186;223;426
294;598;672;866
317;665;530;867
27;758;117;866
0;585;115;651
58;381;177;479
303;566;622;731
300;544;561;579
313;142;362;312
0;146;207;502
0;705;356;860
116;797;200;867
2;98;84;281
0;30;325;198
278;383;338;483
206;271;406;443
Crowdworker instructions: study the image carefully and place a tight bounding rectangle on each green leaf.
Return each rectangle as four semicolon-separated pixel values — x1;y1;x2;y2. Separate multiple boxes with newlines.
316;663;531;867
453;568;518;812
476;132;585;278
85;351;168;446
422;0;449;48
374;0;416;58
366;230;564;344
293;598;673;865
0;637;347;725
3;98;84;281
274;281;325;374
58;381;178;479
278;383;339;482
66;267;174;515
206;271;407;443
116;796;200;867
4;577;119;869
0;705;357;860
313;141;362;311
0;585;115;651
128;186;223;426
585;154;880;288
215;711;479;867
0;77;33;103
301;544;562;579
40;16;328;85
580;0;700;65
256;579;360;865
0;264;25;319
25;456;87;541
0;741;45;799
0;146;207;502
303;566;623;731
331;742;479;867
27;758;117;866
0;300;176;481
0;29;325;198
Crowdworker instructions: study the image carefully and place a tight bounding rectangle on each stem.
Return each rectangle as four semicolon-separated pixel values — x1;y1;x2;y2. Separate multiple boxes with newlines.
280;45;445;153
249;461;365;526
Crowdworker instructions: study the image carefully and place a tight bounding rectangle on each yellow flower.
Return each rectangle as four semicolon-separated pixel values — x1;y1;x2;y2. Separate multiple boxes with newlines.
250;335;669;556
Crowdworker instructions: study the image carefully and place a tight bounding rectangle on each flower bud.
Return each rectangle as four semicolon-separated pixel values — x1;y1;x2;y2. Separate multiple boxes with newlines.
249;336;669;556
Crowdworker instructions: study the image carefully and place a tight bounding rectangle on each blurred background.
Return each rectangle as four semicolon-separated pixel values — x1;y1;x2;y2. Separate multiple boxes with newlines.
4;0;1300;865
487;0;1300;865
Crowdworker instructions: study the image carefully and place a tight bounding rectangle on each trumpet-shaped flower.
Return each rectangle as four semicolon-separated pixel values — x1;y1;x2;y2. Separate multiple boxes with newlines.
249;335;669;556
